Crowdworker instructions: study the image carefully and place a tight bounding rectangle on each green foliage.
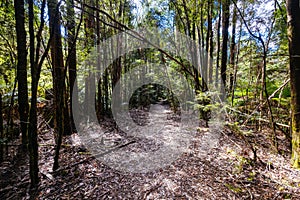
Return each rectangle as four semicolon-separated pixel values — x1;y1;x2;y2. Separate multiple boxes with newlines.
195;92;212;112
129;83;180;110
227;148;251;174
224;183;243;193
0;2;17;98
272;97;290;107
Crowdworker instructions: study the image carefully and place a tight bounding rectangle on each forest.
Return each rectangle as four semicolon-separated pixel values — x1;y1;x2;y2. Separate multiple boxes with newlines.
0;0;300;198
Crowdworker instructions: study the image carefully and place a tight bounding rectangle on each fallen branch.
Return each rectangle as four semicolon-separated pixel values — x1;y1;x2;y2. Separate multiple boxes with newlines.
93;140;136;158
52;140;136;173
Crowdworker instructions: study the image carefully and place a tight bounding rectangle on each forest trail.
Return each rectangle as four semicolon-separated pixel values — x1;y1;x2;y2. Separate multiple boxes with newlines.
2;0;300;198
1;106;300;199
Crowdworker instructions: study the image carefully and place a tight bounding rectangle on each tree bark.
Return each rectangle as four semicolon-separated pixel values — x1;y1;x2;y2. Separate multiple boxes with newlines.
229;6;237;97
66;0;78;132
95;0;103;119
14;0;28;148
48;0;65;171
221;0;230;89
286;0;300;168
208;0;214;84
27;0;39;187
231;7;243;106
215;1;221;88
83;0;96;119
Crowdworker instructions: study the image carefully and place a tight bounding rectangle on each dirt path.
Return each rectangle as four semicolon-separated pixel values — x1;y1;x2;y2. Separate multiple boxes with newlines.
1;106;300;199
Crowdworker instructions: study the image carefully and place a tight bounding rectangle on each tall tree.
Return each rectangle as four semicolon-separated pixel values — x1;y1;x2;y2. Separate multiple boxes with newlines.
66;0;78;132
286;0;300;168
27;0;49;187
27;0;39;187
14;0;28;148
83;0;96;119
229;6;237;96
221;0;230;88
208;0;214;84
215;1;221;88
48;0;66;170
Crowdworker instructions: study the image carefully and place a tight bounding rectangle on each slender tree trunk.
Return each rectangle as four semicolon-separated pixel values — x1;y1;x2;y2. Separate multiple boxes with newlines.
48;0;65;171
113;0;123;90
182;0;201;91
96;0;103;119
229;6;237;97
286;0;300;168
67;0;78;132
103;28;110;116
104;70;109;114
215;1;221;88
198;1;207;82
14;0;28;149
208;0;214;84
200;2;205;48
28;0;39;187
221;0;230;89
83;0;96;119
205;0;211;84
231;10;243;106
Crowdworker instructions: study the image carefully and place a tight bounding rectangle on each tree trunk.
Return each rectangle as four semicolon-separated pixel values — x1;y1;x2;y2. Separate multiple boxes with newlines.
95;0;104;119
198;1;207;82
14;0;28;149
208;0;214;84
66;0;78;132
229;6;237;97
221;0;230;89
48;0;66;171
215;1;221;88
83;0;96;119
286;0;300;168
200;2;205;48
231;9;243;106
113;0;123;91
27;0;39;187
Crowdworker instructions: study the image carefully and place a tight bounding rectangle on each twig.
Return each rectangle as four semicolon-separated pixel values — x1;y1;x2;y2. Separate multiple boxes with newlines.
220;130;242;150
239;180;253;199
232;0;278;150
242;78;290;125
52;140;136;173
228;107;289;128
93;140;136;158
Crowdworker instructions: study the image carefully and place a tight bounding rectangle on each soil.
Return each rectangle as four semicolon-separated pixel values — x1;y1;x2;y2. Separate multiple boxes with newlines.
1;105;300;199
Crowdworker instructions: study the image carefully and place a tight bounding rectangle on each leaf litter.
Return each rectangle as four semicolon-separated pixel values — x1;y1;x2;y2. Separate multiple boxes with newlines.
0;105;300;199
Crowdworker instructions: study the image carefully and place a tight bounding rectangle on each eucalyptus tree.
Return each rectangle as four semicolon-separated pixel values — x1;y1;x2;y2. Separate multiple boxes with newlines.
14;0;28;148
66;0;79;132
286;0;300;168
221;0;230;88
47;0;67;171
229;6;237;98
27;0;39;187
